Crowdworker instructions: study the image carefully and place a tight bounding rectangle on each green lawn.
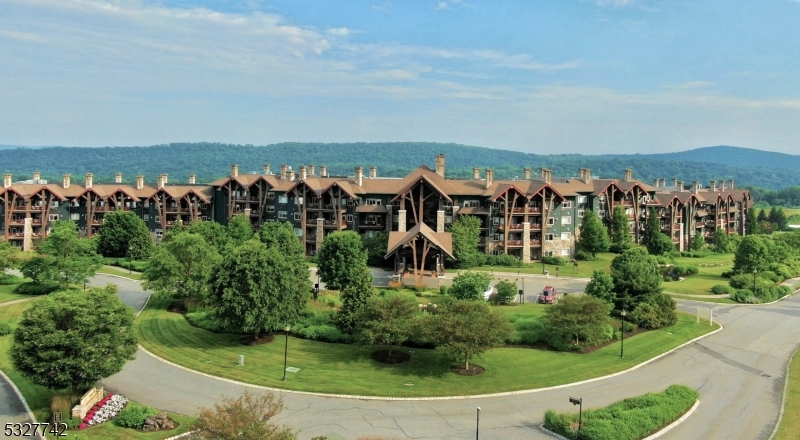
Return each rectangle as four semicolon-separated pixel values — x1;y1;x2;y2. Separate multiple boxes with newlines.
137;298;717;397
0;284;29;304
97;266;143;281
666;294;737;304
0;300;194;439
776;347;800;440
462;253;616;279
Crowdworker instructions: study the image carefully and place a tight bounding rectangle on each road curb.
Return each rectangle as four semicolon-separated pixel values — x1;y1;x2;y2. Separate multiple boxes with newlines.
769;345;800;440
0;369;45;440
136;321;723;402
538;399;700;440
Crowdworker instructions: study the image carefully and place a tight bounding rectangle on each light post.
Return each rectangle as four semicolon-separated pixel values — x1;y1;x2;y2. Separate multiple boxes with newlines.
282;325;291;381
517;256;521;275
620;309;627;358
753;269;758;298
128;245;133;274
569;397;582;439
476;407;480;440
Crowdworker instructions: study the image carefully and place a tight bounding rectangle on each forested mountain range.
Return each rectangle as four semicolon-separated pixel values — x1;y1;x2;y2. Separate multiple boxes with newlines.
1;142;798;192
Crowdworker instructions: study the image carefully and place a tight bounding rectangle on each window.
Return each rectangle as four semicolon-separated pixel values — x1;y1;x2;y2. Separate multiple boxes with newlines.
577;209;585;218
267;191;275;199
562;201;572;209
577;196;588;205
144;201;150;208
48;214;59;221
347;198;355;206
52;201;59;207
154;229;163;237
561;232;571;240
200;216;208;221
294;212;301;221
70;213;80;221
155;216;161;223
265;206;275;213
391;199;401;207
366;199;382;206
492;233;500;242
561;249;571;257
278;196;288;204
598;210;606;218
547;217;555;226
366;214;376;224
445;215;453;224
296;197;303;205
442;200;452;207
346;214;354;223
561;216;572;225
492;217;500;225
278;211;287;219
463;200;479;208
199;203;208;210
545;233;554;241
294;228;303;237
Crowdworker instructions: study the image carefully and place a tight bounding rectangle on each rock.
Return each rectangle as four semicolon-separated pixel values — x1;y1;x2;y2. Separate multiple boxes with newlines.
141;413;177;431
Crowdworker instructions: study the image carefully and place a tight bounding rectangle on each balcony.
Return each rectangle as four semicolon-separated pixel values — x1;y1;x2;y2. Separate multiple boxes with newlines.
512;207;541;214
501;240;523;247
507;223;524;230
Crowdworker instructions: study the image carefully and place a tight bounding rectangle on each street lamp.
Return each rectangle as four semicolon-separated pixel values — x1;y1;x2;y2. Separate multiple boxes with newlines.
620;309;627;358
282;325;291;381
569;397;583;438
128;245;133;274
476;407;480;440
753;269;758;298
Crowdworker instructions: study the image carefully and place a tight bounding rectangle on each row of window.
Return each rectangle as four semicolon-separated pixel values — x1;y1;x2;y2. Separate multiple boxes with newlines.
491;232;572;242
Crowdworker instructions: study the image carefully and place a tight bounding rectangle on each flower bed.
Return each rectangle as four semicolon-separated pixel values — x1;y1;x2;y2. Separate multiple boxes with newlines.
79;393;129;429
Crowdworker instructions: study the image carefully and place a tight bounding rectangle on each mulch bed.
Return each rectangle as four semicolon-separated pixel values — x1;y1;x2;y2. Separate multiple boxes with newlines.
239;334;276;346
450;364;485;376
167;301;187;315
370;349;411;364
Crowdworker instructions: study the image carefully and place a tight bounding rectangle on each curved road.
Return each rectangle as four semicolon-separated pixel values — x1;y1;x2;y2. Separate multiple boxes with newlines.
6;273;798;439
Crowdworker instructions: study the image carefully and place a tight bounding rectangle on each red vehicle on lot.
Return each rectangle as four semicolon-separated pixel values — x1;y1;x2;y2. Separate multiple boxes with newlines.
538;286;557;304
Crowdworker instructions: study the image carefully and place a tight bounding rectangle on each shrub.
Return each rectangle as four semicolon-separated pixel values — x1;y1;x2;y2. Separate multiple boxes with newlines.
185;310;228;333
13;282;60;296
295;324;353;343
778;285;793;298
493;280;517;305
711;284;731;295
508;316;546;345
387;280;403;291
574;249;595;261
729;274;752;289
0;274;23;285
656;256;671;265
413;283;427;293
629;293;677;329
115;402;159;429
685;265;699;276
673;265;687;277
543;385;698;440
439;285;449;296
721;270;734;278
731;288;759;303
542;256;567;266
759;270;781;284
64;417;82;430
485;253;522;267
0;321;12;336
680;251;710;258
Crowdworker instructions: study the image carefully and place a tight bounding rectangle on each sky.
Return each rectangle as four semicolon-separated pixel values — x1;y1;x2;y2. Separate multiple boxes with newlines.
1;0;799;154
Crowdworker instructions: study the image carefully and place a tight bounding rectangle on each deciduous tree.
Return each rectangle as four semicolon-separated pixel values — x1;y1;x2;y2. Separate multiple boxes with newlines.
430;300;512;370
28;221;101;287
361;232;389;267
190;390;296;440
448;215;485;268
317;231;369;291
610;246;662;312
543;295;610;349
449;271;492;301
142;232;220;302
585;269;615;306
11;285;137;393
96;211;154;259
0;240;19;276
576;210;610;258
209;240;310;337
690;233;705;251
733;235;772;274
336;265;375;334
355;292;419;361
492;279;517;305
227;213;254;246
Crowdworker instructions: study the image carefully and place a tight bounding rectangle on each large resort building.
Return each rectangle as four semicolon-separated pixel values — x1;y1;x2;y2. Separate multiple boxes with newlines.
1;154;751;274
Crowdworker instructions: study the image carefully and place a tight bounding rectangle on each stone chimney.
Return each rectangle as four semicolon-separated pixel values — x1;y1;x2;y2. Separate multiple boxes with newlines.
720;180;726;191
672;178;678;188
231;164;239;178
320;165;328;177
654;179;660;188
280;165;288;180
162;174;168;185
711;180;717;192
473;168;480;180
309;165;315;176
581;168;592;183
485;169;493;189
435;154;445;178
624;168;633;182
524;167;531;180
263;164;271;174
299;166;307;181
369;166;377;178
540;168;552;184
157;175;165;189
729;179;734;190
355;167;363;186
62;174;71;189
660;179;666;188
3;174;12;189
693;181;700;194
288;170;295;181
85;173;93;189
189;174;196;184
678;181;685;192
33;171;41;181
136;175;144;190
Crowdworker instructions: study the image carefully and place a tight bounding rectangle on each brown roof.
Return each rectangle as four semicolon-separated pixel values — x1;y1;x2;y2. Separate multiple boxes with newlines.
458;207;490;215
355;205;388;213
148;185;213;202
385;222;454;259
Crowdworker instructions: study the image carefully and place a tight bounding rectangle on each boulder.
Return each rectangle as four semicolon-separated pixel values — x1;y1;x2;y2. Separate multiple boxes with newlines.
141;412;177;432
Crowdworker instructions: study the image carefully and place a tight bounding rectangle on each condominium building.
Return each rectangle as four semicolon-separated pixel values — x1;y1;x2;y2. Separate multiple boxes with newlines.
1;155;751;275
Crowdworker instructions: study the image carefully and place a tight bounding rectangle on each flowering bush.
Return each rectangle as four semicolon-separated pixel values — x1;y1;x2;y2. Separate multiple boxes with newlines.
80;393;128;428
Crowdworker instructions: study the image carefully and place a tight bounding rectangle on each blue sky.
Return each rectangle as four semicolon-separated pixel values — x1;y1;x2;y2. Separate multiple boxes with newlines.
1;0;799;154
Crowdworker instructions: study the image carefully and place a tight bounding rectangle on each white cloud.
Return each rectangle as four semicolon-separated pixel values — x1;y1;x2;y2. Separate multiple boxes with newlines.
327;27;349;36
436;2;449;10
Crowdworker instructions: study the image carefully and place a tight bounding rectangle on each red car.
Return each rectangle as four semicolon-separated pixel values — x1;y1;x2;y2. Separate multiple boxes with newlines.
538;286;557;304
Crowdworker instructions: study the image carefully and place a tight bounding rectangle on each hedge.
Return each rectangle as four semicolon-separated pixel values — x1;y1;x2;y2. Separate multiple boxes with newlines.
543;385;698;440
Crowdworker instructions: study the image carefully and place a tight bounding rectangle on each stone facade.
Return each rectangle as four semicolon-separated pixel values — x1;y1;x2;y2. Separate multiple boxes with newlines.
542;236;574;259
22;217;32;251
398;210;407;232
436;210;445;233
522;222;531;262
316;217;324;250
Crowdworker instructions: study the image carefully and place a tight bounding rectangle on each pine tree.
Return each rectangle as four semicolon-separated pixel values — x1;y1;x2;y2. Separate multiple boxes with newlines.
609;206;632;253
576;210;610;258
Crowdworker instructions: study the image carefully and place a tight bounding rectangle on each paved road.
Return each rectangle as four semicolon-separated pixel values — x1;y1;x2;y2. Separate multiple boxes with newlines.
4;273;800;439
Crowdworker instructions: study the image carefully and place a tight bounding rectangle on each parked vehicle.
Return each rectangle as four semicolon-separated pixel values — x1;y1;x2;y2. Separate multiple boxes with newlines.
538;286;557;304
483;286;494;301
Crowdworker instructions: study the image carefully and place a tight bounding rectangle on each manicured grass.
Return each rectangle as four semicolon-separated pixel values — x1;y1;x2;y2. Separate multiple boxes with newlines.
0;283;29;303
97;266;143;280
137;298;718;397
776;347;800;440
665;294;737;304
463;253;615;279
663;265;729;296
0;299;194;439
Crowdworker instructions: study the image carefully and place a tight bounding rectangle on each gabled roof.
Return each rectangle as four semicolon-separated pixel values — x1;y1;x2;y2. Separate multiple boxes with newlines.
385;222;454;259
0;184;68;200
148;185;213;203
390;167;454;203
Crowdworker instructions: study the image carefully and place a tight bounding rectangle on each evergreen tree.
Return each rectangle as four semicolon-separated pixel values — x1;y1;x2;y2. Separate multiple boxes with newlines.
610;246;662;312
584;269;615;306
336;265;375;334
641;208;661;254
448;215;485;268
690;233;705;251
576;210;610;258
609;206;632;253
757;209;767;223
746;207;760;235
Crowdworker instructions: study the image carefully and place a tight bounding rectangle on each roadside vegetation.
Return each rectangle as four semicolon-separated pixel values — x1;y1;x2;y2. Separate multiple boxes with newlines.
775;348;800;440
544;385;698;440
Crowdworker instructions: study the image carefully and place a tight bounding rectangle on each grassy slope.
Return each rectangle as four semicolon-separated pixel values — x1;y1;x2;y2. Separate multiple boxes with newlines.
776;347;800;440
0;284;28;303
97;266;143;280
137;298;716;397
0;299;194;440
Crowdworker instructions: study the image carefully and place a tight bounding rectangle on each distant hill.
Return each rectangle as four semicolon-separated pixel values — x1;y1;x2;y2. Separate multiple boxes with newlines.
0;142;797;190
